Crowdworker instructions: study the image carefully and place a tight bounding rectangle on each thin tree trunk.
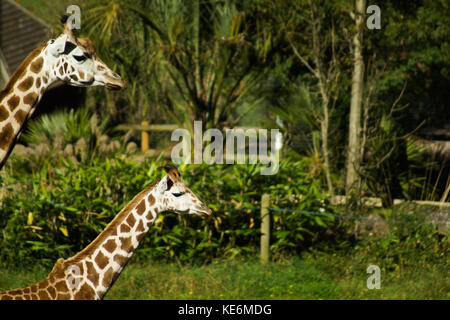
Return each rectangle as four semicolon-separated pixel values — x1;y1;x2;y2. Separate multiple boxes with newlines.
320;106;334;195
346;0;365;196
309;0;334;196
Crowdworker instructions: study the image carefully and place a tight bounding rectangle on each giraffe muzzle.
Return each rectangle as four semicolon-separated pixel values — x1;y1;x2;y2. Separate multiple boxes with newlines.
195;204;213;217
105;77;126;91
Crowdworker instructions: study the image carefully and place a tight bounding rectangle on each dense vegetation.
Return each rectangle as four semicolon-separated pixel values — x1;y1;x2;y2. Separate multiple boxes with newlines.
0;157;335;266
0;0;447;298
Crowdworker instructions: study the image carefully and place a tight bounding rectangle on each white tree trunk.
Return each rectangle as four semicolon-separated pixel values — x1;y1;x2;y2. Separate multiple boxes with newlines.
346;0;365;195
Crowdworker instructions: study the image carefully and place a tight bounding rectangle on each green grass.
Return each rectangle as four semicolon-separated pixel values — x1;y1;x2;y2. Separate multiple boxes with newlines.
1;252;448;300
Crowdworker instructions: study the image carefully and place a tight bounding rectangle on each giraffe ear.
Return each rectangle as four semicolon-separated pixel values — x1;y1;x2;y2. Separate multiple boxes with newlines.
158;164;181;179
157;176;174;194
48;34;69;57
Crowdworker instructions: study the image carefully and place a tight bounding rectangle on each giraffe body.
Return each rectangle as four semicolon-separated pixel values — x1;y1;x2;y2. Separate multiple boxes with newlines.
0;16;125;169
0;165;211;300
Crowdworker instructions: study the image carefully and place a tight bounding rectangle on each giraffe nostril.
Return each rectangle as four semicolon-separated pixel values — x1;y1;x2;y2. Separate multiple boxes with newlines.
196;204;212;216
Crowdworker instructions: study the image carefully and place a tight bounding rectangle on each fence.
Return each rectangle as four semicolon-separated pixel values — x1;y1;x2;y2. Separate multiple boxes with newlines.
115;122;269;160
115;121;178;152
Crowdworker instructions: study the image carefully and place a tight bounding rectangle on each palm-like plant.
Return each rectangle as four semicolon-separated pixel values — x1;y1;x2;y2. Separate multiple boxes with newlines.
83;0;282;133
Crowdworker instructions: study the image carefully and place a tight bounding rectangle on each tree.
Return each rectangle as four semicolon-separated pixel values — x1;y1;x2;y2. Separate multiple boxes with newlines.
276;0;345;195
345;0;365;198
83;0;284;134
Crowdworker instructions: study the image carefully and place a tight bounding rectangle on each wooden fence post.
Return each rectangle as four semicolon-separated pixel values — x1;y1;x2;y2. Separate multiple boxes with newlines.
260;193;270;263
141;121;149;152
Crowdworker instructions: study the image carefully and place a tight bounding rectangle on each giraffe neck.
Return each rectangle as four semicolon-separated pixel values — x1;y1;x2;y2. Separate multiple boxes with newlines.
65;181;162;299
0;42;56;169
0;180;163;300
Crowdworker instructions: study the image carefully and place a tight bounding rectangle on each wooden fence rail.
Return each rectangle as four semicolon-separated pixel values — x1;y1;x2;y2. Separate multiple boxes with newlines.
115;121;266;153
115;121;178;152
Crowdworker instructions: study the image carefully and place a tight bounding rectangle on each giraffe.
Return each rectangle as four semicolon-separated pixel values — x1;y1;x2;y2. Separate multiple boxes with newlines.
0;165;212;300
0;15;126;170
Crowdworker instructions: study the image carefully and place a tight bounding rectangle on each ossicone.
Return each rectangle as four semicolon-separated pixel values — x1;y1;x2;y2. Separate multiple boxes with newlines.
159;164;180;178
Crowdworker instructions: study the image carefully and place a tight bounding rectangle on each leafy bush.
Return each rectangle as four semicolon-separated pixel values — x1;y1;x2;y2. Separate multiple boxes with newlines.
352;204;448;274
0;157;335;267
8;106;125;175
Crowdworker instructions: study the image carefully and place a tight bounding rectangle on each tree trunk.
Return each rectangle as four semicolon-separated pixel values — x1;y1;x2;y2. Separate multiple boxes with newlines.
346;0;365;196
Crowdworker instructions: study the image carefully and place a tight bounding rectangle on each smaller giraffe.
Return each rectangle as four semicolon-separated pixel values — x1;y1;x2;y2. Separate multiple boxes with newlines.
0;165;212;300
0;15;126;170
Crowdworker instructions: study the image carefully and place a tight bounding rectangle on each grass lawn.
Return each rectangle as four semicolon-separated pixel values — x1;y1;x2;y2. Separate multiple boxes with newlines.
1;251;448;300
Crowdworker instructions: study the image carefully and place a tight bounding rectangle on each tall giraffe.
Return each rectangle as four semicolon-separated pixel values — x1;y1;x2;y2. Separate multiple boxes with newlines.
0;165;212;300
0;15;126;169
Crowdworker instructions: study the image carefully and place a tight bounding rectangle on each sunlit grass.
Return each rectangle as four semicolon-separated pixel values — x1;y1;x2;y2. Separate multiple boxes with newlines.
1;252;447;300
103;254;448;300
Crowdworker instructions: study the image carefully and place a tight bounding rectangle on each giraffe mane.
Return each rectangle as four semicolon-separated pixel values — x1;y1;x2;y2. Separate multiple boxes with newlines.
0;42;47;102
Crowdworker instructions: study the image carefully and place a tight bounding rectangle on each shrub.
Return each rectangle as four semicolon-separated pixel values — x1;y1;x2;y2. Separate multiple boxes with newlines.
0;157;335;267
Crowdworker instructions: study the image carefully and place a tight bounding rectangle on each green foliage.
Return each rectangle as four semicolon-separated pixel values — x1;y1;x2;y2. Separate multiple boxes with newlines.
78;0;286;130
0;157;335;267
352;204;448;275
8;106;125;175
0;158;150;267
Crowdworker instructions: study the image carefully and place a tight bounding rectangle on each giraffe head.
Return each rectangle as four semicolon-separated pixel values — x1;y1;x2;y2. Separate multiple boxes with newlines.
45;15;125;90
156;165;212;216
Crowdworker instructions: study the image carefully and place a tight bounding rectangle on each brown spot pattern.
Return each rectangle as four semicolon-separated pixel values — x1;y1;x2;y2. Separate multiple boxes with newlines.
56;293;71;300
7;95;20;111
86;260;99;287
0;44;45;104
38;279;49;289
102;267;114;287
18;76;34;91
145;210;154;222
120;236;132;252
14;109;28;124
23;92;38;106
54;280;68;292
148;194;155;206
30;57;43;73
126;213;136;226
0;105;9;121
74;283;96;300
119;223;130;233
38;290;51;299
47;286;57;299
0;123;14;149
114;254;128;266
136;199;146;215
103;238;117;253
136;231;146;243
95;251;109;269
136;220;145;233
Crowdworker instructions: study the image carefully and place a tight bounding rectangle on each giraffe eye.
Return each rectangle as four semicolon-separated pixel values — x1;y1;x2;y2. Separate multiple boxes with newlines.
172;192;185;197
73;55;87;62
